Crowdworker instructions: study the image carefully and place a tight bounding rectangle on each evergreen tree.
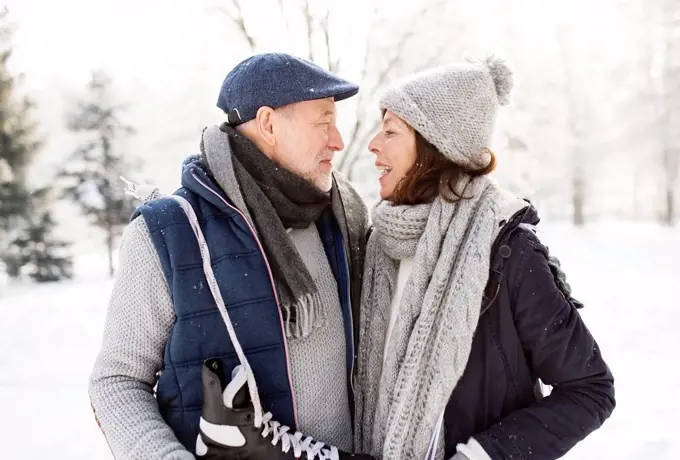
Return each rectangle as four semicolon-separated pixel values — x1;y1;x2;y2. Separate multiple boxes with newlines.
3;188;73;282
59;71;138;277
0;7;71;281
0;6;40;242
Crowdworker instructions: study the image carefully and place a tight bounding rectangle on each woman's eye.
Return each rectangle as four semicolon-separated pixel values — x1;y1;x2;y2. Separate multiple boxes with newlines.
385;130;395;136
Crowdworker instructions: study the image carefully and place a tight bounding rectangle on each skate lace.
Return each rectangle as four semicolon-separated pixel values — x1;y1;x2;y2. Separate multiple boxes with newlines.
261;412;339;460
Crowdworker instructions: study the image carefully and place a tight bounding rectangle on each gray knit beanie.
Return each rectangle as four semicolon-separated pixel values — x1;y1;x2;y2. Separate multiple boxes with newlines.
379;56;513;170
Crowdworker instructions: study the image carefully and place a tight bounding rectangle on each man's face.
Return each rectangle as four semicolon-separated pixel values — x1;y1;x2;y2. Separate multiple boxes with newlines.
270;98;344;192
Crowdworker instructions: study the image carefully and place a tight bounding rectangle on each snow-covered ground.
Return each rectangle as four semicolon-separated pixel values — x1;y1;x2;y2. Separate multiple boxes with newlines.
1;221;678;459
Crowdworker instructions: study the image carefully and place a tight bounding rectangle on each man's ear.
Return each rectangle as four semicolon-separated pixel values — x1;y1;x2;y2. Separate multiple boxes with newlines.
254;106;277;148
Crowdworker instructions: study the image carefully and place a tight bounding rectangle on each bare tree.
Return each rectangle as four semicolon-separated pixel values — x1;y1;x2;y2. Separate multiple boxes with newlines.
623;0;680;225
555;23;589;227
205;0;455;180
207;0;258;50
608;0;667;221
626;1;659;221
659;0;680;225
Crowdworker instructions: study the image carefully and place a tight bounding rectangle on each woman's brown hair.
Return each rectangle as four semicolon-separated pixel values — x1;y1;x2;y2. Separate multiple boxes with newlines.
390;132;497;206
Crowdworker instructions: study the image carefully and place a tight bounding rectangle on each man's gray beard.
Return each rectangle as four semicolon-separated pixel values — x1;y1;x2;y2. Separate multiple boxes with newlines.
303;168;333;192
303;152;334;192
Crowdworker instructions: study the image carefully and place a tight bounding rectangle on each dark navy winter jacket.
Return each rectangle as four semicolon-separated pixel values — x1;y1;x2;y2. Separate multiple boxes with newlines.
444;206;615;459
132;158;368;453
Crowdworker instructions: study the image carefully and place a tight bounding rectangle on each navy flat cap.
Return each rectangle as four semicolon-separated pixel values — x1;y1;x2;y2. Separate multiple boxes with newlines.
217;53;359;125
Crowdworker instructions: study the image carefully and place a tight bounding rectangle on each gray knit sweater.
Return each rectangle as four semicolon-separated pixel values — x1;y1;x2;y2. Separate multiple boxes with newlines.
89;217;351;459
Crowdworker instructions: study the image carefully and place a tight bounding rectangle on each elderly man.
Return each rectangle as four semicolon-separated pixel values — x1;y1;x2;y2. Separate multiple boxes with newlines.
89;53;371;460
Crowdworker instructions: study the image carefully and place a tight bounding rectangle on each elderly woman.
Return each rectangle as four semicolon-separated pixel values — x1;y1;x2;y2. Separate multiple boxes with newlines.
354;58;615;460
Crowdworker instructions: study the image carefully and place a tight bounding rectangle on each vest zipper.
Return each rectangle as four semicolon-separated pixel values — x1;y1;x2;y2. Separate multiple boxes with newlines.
191;171;299;428
346;257;356;405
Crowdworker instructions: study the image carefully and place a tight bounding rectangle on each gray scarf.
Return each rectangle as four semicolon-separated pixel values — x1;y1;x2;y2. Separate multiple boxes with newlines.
354;176;527;460
201;124;331;338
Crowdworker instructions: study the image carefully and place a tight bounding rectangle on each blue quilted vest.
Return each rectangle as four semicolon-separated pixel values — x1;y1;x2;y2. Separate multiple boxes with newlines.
132;158;355;452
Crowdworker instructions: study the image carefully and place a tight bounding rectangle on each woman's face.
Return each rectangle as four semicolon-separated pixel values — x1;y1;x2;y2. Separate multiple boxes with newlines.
368;111;417;201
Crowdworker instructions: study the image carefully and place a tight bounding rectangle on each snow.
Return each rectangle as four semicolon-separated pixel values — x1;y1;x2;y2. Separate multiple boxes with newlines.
1;221;679;459
0;276;112;458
